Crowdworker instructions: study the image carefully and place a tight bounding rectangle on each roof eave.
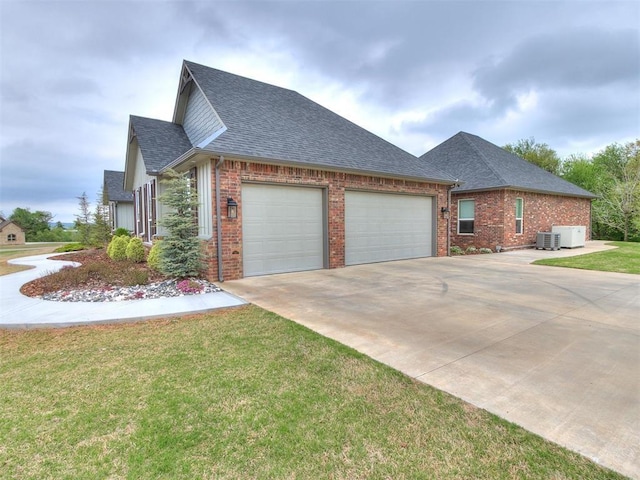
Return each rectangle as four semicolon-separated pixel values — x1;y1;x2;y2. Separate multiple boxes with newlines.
453;184;597;199
178;148;456;185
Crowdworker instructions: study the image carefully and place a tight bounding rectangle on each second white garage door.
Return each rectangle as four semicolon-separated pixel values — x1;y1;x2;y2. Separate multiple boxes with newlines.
345;191;433;265
242;184;325;277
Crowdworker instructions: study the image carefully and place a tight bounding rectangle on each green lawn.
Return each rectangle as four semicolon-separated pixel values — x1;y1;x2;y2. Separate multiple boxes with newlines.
533;241;640;274
0;306;623;479
0;243;66;276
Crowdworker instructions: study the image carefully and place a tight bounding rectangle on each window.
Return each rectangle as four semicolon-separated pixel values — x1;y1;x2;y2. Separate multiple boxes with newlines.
458;199;475;234
515;198;523;234
7;233;16;242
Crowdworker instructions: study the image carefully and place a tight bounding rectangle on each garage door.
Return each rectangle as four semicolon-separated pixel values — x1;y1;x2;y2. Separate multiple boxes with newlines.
345;191;433;265
242;184;325;276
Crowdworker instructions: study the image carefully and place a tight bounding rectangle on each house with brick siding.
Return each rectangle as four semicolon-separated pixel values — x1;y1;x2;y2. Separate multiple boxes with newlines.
420;132;596;252
103;170;134;233
123;60;456;281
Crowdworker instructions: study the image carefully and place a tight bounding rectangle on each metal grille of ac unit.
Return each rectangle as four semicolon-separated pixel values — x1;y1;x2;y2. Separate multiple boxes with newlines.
536;232;561;250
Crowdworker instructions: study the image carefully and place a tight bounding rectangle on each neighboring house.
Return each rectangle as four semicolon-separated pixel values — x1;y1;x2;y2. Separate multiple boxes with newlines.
0;217;26;246
103;170;134;232
123;60;456;281
420;132;597;251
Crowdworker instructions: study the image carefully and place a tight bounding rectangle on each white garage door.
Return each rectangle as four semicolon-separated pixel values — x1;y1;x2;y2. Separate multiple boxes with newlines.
242;184;325;277
345;191;433;266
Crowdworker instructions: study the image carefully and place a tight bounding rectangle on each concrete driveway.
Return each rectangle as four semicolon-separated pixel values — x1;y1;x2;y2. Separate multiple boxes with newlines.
224;243;639;478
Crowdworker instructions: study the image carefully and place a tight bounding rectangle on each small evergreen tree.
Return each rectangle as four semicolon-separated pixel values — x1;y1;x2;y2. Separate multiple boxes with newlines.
90;187;112;246
75;192;92;246
147;241;162;271
158;169;205;278
125;237;146;263
108;235;128;261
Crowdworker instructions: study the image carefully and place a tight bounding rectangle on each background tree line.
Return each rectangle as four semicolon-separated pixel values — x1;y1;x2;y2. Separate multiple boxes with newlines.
504;138;640;242
4;187;112;244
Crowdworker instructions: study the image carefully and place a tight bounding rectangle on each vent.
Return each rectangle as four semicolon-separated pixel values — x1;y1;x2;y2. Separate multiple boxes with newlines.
536;232;561;251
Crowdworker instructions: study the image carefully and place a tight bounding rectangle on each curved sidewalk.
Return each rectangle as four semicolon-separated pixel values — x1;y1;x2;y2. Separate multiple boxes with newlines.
0;253;246;329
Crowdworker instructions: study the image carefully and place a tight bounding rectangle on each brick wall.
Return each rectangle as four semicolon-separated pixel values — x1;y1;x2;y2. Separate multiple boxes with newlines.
450;189;592;251
204;158;450;281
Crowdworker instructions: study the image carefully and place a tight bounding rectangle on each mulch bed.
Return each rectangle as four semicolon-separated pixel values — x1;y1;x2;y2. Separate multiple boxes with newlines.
20;249;168;297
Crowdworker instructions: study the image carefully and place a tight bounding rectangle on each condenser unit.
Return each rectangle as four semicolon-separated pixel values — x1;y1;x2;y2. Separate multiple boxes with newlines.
536;232;561;251
552;226;586;248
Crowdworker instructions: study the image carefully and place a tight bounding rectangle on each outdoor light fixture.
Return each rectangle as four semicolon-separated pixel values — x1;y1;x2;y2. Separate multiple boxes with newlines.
227;197;238;219
441;206;450;219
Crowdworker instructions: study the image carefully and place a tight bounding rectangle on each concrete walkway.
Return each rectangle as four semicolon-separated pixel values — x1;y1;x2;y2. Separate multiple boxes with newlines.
0;253;246;328
223;241;640;479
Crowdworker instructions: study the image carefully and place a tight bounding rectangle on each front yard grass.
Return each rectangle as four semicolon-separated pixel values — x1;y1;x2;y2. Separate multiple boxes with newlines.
0;306;623;479
0;243;66;276
533;241;640;274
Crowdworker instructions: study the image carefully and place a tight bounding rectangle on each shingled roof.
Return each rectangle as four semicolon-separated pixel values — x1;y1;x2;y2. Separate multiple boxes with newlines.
103;170;133;202
169;61;452;183
129;115;193;174
420;132;596;198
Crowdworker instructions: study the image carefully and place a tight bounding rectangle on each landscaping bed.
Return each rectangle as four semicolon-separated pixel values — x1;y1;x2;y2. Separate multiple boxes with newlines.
19;249;220;301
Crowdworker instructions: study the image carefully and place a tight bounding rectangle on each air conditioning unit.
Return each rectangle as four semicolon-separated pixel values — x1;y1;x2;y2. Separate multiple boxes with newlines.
536;232;561;250
552;226;586;248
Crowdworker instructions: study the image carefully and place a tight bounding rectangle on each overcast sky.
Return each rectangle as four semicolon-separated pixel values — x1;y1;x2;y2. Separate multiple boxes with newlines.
1;0;638;223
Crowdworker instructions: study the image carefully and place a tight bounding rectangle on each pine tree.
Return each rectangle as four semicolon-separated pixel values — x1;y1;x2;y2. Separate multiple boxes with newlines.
158;169;205;278
91;186;112;246
75;192;91;246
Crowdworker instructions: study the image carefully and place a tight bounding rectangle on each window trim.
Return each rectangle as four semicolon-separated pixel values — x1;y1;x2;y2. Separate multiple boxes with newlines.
7;233;16;242
515;197;524;235
457;198;475;235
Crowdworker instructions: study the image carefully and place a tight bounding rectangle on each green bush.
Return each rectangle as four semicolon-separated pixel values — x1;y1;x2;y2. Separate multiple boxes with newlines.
450;245;464;255
480;248;493;254
147;241;162;271
114;227;131;238
53;243;86;253
466;246;477;254
108;236;128;261
125;237;146;263
124;270;149;286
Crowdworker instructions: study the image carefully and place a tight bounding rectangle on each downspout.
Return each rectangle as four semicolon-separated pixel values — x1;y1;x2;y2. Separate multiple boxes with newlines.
215;156;225;282
446;182;455;256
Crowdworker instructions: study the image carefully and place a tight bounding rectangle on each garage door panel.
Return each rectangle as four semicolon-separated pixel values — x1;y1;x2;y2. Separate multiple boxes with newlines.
242;184;324;277
345;191;432;265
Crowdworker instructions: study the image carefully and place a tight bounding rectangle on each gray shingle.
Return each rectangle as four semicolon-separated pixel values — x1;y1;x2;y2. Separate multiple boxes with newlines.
103;170;133;202
185;61;454;183
419;132;596;198
130;115;193;173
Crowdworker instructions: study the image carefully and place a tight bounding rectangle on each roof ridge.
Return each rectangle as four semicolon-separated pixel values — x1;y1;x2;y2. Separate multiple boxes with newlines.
459;132;507;186
184;60;299;95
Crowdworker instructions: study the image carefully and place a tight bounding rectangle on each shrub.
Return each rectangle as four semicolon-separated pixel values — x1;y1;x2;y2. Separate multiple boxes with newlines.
126;237;146;263
108;235;128;261
114;227;131;238
124;270;149;286
450;245;464;255
54;243;85;253
147;241;162;271
466;246;477;254
480;248;493;254
176;279;203;294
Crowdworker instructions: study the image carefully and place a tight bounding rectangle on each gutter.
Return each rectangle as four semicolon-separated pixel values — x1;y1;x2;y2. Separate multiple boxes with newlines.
446;180;459;256
215;156;225;282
